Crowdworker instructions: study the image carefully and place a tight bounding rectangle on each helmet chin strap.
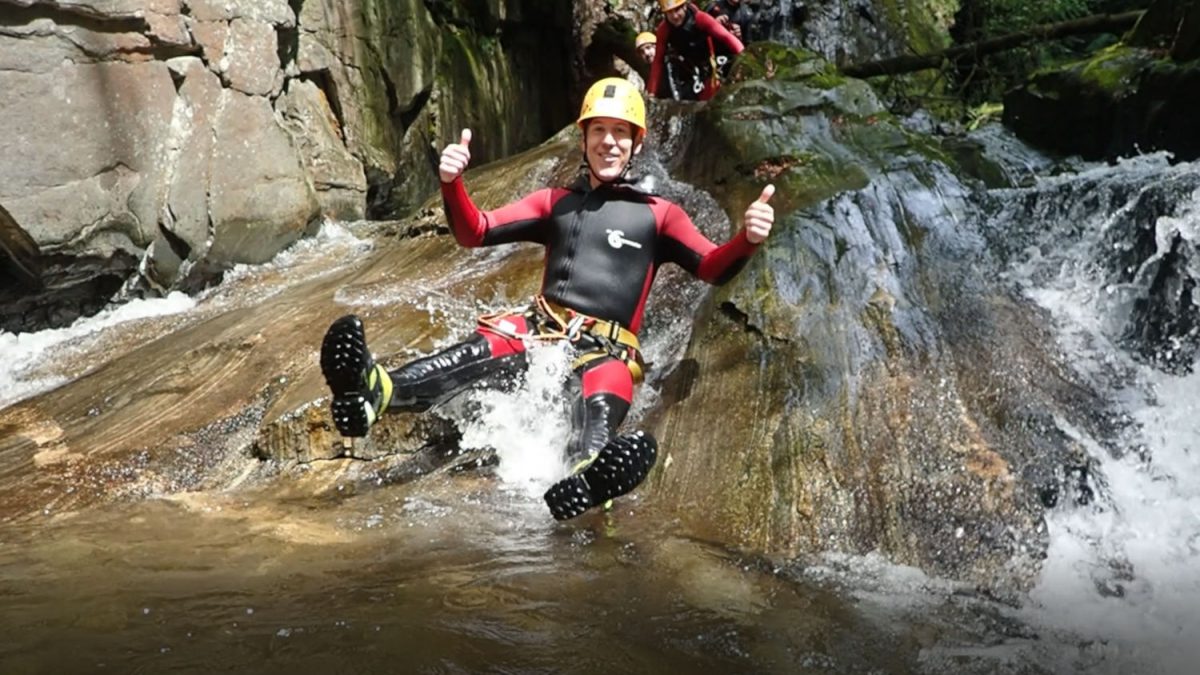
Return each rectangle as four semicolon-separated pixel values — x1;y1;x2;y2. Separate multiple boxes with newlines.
585;156;632;185
583;138;642;185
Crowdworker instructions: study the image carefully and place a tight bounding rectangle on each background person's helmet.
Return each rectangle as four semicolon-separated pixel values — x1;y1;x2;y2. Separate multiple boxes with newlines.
635;32;657;48
658;0;687;12
576;78;646;141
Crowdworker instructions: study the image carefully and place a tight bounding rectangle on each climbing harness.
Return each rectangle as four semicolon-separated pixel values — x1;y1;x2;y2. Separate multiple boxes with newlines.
476;295;646;383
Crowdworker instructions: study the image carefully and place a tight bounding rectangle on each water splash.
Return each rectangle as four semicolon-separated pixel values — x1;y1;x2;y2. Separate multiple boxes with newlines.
219;219;372;287
456;341;575;498
987;154;1200;673
0;291;196;410
0;221;372;411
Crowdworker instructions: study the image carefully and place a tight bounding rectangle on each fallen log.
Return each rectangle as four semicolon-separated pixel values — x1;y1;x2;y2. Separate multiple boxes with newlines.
842;11;1145;78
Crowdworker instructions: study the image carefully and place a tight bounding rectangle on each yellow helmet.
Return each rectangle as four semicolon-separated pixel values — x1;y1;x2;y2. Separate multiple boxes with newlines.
577;77;646;139
658;0;687;11
635;32;657;49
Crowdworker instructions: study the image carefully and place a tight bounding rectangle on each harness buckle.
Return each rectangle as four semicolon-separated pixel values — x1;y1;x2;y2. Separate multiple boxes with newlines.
565;315;587;341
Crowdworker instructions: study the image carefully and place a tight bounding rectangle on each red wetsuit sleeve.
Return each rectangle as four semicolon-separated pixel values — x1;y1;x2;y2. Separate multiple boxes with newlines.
441;178;557;247
647;22;670;99
657;200;758;285
695;9;743;54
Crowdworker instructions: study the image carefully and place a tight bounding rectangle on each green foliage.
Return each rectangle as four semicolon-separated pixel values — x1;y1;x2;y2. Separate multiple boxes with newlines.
981;0;1093;36
946;0;1132;111
965;101;1004;130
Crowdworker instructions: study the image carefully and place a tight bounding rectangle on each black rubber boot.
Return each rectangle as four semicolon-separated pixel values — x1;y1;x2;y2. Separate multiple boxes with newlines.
543;431;658;521
320;315;391;437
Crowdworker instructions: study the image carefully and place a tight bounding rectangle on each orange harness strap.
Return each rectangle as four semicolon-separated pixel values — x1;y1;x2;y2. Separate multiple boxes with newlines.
476;295;645;383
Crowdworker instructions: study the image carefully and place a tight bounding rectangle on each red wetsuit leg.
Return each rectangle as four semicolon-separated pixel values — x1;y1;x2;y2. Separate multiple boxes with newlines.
566;357;635;462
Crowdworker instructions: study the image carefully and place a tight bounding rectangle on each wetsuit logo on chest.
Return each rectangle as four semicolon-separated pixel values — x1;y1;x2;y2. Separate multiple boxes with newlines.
606;229;642;250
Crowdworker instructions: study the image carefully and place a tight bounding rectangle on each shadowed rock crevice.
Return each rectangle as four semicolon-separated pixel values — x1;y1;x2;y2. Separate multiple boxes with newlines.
277;0;305;68
0;2;198;61
156;216;193;263
581;15;642;81
718;300;777;341
0;249;135;333
0;2;149;33
398;83;431;137
0;201;41;290
298;68;346;134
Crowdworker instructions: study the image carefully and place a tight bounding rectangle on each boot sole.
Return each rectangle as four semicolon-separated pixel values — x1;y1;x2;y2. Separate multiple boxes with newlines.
544;431;657;521
320;314;373;396
320;315;374;437
321;315;373;396
330;394;373;437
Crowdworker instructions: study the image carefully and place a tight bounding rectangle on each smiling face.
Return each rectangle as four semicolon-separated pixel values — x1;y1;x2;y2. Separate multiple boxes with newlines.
665;5;687;26
582;117;642;187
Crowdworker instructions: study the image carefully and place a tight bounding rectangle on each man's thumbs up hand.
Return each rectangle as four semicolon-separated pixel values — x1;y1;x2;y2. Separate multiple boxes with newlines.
439;128;473;183
744;184;775;244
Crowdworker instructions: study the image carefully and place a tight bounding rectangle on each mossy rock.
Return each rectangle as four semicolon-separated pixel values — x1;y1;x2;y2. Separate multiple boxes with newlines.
675;44;973;215
1005;45;1200;160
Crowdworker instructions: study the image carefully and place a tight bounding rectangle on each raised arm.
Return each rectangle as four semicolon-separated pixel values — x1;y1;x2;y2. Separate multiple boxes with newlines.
438;128;556;247
656;185;774;284
695;9;744;54
646;22;670;99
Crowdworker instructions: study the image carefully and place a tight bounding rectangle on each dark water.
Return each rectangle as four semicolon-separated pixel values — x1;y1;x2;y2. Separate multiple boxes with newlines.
0;471;925;675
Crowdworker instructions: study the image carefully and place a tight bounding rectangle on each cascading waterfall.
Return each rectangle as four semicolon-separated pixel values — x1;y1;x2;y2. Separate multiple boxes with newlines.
983;152;1200;673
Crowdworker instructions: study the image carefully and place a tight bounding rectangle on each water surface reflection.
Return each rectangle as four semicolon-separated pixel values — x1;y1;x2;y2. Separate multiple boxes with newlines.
0;473;910;674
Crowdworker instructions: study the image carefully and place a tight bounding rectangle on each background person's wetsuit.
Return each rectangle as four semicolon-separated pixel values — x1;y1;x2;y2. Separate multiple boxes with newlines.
378;173;759;463
708;0;758;42
648;2;743;101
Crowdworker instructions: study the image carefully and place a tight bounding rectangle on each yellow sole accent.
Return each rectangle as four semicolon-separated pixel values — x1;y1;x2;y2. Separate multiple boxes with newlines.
570;453;598;476
375;364;393;410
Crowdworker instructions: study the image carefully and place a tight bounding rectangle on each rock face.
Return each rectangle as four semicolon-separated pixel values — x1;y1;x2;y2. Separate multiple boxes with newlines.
0;1;323;294
1003;0;1200;162
0;0;575;332
639;45;1104;590
802;0;958;66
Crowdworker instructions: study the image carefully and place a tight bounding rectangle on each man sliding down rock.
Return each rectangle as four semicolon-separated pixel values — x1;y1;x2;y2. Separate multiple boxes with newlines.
320;78;775;520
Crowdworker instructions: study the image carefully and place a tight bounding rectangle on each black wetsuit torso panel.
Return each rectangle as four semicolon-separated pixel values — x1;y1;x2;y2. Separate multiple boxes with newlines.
442;175;756;334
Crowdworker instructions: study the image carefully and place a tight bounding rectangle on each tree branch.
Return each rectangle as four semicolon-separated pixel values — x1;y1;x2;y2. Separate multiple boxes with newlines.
842;11;1145;78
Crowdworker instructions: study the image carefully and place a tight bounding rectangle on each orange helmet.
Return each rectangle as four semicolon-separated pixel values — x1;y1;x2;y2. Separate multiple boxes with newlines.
577;78;646;140
635;32;657;49
659;0;687;11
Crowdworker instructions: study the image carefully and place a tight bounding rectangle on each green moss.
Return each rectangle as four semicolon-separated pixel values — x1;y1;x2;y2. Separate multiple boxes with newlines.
876;0;949;57
807;63;848;90
729;43;826;83
903;131;954;168
838;116;911;157
1076;45;1145;95
779;159;872;210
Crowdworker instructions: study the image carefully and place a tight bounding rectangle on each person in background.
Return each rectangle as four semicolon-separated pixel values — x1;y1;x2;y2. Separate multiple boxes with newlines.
622;31;659;94
647;0;743;101
708;0;756;43
635;31;657;65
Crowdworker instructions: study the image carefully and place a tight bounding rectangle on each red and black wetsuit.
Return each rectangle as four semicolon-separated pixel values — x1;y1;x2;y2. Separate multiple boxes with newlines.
648;2;743;101
383;174;759;462
708;0;757;43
